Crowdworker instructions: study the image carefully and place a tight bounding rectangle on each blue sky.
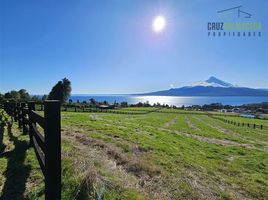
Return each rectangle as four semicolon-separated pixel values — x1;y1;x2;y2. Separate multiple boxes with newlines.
0;0;267;94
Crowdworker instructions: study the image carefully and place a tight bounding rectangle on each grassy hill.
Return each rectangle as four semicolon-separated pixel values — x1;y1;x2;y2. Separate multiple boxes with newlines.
0;108;267;199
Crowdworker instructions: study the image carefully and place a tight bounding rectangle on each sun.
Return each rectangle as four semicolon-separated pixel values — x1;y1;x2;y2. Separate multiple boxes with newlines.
152;15;166;33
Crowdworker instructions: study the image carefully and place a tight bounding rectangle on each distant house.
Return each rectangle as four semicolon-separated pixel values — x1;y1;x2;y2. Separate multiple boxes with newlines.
240;114;256;119
97;105;115;109
218;109;227;113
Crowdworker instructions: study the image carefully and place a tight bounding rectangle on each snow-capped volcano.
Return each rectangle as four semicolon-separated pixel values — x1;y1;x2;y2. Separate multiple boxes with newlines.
191;76;234;88
141;76;268;96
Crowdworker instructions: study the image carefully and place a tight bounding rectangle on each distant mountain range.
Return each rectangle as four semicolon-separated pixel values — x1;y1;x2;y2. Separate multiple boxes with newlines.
141;76;268;96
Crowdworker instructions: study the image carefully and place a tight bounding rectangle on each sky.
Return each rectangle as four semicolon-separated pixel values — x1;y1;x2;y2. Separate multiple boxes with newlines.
0;0;267;94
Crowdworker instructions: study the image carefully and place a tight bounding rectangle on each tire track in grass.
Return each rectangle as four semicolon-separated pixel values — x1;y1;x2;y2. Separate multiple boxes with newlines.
192;115;268;151
159;128;254;149
192;115;239;136
185;116;200;131
164;116;178;127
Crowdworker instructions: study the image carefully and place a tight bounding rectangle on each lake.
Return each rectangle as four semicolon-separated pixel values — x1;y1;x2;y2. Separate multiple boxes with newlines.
69;95;268;107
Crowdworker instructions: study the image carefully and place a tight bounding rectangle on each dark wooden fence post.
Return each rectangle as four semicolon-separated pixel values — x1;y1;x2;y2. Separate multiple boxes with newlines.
260;125;263;129
8;102;12;116
28;102;35;147
21;102;27;134
44;100;61;200
14;103;18;122
253;124;256;129
18;103;22;129
10;102;15;120
7;102;11;115
8;102;10;115
3;102;7;113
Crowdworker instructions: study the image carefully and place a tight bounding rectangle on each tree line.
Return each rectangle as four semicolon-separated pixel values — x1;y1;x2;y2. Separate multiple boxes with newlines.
0;78;71;104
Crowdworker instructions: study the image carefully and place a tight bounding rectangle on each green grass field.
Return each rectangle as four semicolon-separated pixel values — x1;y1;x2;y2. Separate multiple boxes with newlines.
0;108;267;199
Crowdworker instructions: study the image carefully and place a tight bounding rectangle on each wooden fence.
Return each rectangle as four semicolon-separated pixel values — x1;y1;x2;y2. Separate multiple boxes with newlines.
36;103;162;115
209;115;267;130
2;101;61;200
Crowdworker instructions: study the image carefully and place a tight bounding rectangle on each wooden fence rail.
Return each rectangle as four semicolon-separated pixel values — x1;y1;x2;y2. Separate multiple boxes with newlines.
2;100;61;200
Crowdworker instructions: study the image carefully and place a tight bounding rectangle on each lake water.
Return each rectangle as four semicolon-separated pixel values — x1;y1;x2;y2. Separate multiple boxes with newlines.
69;95;268;107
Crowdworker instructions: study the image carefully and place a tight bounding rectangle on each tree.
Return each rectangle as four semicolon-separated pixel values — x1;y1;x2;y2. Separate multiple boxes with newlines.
4;90;20;100
120;101;128;107
137;102;143;107
89;98;96;106
18;89;30;100
2;89;30;101
144;101;150;107
48;78;71;103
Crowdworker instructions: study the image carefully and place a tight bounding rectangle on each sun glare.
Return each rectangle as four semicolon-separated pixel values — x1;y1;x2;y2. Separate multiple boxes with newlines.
152;15;166;33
